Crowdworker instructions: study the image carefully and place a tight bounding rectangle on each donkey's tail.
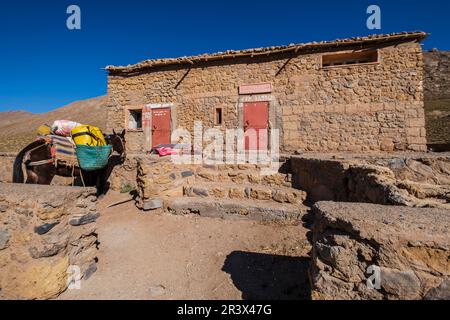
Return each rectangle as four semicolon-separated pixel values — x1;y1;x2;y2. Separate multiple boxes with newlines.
13;140;44;183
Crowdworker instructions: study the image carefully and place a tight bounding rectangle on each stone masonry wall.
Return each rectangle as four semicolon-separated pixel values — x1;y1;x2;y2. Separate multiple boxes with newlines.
107;41;426;153
0;153;15;183
0;183;99;299
290;154;450;209
310;202;449;300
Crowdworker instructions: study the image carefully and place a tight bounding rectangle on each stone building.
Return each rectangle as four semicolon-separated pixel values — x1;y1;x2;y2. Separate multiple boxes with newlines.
106;31;428;154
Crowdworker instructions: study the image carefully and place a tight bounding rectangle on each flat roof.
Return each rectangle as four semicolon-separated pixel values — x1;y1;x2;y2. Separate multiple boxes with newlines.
106;31;428;74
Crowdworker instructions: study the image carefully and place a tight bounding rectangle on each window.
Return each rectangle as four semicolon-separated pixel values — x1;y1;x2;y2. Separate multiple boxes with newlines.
322;50;378;68
214;107;223;126
128;109;142;130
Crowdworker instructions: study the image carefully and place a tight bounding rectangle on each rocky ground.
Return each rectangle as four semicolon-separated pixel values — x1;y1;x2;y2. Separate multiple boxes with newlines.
59;191;312;300
310;202;449;300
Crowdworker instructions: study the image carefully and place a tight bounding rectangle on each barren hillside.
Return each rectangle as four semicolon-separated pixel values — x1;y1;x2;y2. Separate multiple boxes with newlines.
0;96;108;152
424;50;450;145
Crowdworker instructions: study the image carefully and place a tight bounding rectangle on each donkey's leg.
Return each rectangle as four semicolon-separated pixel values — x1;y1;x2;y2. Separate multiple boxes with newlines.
25;168;39;184
36;164;56;185
100;168;109;196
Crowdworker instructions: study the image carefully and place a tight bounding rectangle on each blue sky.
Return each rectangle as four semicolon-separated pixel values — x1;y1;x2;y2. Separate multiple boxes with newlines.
0;0;449;113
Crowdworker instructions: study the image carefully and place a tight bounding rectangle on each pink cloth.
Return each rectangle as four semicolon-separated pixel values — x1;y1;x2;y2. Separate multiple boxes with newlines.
51;120;81;136
155;146;178;156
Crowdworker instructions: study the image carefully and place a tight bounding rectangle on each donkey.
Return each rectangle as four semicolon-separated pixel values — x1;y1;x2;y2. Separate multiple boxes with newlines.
12;130;126;196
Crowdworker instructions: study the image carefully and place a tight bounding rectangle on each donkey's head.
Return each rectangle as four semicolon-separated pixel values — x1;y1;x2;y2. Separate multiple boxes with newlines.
106;129;126;162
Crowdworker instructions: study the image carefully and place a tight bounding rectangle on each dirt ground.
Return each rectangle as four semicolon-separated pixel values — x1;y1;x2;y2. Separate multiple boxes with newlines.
59;191;312;300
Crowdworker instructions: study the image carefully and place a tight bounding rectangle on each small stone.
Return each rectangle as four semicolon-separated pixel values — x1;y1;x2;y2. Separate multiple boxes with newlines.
191;187;209;197
84;263;97;280
273;190;288;203
169;173;177;180
14;207;33;217
142;198;163;211
34;222;59;235
69;213;100;226
29;244;64;258
86;195;97;202
239;209;249;216
76;202;88;208
425;279;450;300
198;171;215;181
0;204;8;212
286;190;306;204
210;187;227;198
162;187;184;198
231;174;246;183
247;174;262;184
380;267;421;299
42;199;64;209
250;188;272;200
149;285;166;298
181;170;193;178
0;229;10;250
229;188;245;199
154;176;172;184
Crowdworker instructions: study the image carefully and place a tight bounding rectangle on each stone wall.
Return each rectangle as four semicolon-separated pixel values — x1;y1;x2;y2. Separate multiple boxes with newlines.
107;41;426;153
0;183;99;299
107;155;140;192
310;202;449;300
291;153;450;209
135;157;308;220
0;153;15;183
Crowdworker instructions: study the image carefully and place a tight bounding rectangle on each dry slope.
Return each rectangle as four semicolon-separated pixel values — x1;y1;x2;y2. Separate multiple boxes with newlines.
0;96;108;152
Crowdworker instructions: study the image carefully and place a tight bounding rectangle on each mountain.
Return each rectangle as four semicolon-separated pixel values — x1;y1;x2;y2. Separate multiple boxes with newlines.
424;50;450;145
0;96;108;152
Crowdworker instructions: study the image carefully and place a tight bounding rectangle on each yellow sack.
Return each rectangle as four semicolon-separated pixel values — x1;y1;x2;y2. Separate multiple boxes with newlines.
71;125;106;146
37;125;51;136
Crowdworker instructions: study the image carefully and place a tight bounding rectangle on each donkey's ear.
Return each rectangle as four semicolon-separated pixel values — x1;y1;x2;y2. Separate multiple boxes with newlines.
113;129;116;135
121;129;126;136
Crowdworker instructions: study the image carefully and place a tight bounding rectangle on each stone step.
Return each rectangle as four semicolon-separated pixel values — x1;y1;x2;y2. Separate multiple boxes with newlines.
194;169;291;187
183;181;306;205
166;197;309;221
200;161;288;171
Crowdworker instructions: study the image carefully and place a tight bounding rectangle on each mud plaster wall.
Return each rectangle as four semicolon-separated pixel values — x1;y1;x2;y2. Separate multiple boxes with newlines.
107;41;426;153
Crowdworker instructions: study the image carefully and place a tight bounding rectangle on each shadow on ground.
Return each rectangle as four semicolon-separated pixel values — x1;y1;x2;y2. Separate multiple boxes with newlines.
222;251;311;300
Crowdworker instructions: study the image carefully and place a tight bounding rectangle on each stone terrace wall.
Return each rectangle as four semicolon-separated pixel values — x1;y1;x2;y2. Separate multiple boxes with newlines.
291;154;450;209
0;183;99;299
108;41;426;153
310;202;449;300
0;153;15;183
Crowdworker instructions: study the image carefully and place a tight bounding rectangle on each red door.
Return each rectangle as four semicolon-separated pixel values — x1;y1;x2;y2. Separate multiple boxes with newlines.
152;108;171;147
244;102;269;150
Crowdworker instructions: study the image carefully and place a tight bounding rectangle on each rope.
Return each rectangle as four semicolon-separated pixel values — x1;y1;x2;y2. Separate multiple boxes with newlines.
27;159;54;167
80;170;86;188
